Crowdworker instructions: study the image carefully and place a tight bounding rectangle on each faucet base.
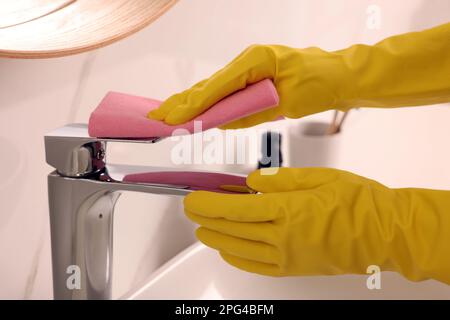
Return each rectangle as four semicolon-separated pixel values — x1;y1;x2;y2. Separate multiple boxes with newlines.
48;172;119;299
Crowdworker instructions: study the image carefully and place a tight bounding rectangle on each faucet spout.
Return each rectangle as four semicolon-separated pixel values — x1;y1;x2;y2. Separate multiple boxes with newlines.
48;170;191;299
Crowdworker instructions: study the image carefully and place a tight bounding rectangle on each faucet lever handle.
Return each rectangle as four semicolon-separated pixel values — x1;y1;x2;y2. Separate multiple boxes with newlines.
45;123;162;177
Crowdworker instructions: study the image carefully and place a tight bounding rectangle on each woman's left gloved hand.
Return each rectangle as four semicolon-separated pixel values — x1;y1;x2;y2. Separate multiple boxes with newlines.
185;167;450;284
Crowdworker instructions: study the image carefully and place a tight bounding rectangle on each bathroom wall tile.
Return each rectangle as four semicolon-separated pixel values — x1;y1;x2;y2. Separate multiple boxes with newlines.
0;54;90;299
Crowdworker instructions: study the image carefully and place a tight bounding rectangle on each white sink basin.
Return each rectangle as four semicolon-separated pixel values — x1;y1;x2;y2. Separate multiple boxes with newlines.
124;242;450;300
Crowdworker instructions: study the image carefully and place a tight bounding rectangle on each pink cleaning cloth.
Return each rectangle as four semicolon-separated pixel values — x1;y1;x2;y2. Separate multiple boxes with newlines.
123;171;247;193
88;79;279;138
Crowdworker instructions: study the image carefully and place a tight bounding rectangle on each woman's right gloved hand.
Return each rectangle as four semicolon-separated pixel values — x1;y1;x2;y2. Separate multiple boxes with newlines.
185;167;450;285
148;22;450;129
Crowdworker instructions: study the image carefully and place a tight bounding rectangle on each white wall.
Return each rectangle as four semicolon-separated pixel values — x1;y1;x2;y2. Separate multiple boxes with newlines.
0;0;449;299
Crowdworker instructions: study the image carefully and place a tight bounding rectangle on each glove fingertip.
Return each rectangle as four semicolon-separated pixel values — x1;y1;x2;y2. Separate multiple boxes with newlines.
184;210;199;224
195;227;218;247
246;168;284;192
195;226;206;239
147;109;165;120
164;104;197;125
246;170;264;191
184;190;209;208
220;251;282;277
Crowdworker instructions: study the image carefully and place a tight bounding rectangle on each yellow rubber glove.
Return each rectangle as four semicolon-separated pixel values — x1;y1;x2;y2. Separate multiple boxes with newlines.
185;167;450;284
149;22;450;129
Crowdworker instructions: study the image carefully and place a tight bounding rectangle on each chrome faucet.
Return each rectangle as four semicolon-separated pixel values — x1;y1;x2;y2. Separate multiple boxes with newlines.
45;124;192;300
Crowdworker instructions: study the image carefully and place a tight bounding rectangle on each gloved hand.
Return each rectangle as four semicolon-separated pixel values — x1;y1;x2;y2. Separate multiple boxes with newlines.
149;22;450;129
185;167;450;284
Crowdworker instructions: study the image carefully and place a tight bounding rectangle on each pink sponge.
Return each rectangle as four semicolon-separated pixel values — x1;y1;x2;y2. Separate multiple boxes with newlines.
123;171;247;193
88;79;279;138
